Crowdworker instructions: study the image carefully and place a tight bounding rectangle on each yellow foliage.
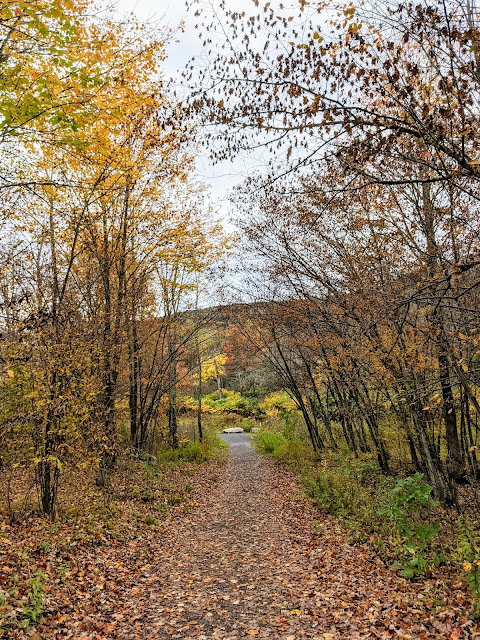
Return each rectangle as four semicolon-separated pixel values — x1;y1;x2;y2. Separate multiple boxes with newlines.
259;391;297;416
193;354;227;383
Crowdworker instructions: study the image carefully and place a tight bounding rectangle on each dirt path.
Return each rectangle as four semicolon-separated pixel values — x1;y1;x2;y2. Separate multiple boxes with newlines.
113;435;474;640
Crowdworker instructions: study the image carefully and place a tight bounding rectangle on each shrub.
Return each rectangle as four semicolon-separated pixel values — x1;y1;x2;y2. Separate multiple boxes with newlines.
457;517;480;618
259;390;297;415
358;460;383;486
157;441;200;464
237;417;259;433
254;430;284;454
378;473;442;578
298;455;397;540
272;439;311;466
178;441;205;463
302;462;380;525
156;432;227;465
201;390;258;415
252;427;313;471
199;431;228;462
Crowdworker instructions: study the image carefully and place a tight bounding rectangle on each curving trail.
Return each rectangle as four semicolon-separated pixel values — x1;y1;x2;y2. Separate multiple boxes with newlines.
114;434;471;640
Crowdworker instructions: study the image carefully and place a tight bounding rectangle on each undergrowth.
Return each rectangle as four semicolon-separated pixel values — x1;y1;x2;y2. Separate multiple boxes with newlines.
156;431;228;465
0;571;46;631
0;430;227;634
253;426;480;617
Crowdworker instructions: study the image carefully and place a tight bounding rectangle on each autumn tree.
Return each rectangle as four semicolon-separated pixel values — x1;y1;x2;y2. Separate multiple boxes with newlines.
230;158;480;501
184;0;480;503
152;208;225;449
189;1;480;190
0;1;216;515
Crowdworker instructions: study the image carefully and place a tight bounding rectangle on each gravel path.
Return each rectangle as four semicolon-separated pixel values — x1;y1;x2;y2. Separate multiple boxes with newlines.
115;435;471;639
218;432;253;451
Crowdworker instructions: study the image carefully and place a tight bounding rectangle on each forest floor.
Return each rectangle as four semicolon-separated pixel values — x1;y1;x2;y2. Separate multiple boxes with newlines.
3;433;480;639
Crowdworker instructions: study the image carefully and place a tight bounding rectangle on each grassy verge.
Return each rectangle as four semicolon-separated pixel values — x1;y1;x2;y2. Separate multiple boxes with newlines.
156;430;228;465
252;426;480;617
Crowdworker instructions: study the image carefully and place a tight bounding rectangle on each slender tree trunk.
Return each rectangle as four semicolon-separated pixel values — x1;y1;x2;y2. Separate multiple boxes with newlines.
272;329;322;451
214;358;222;399
129;313;139;449
409;394;457;505
329;379;358;455
37;202;62;516
437;324;465;481
349;383;389;472
37;374;61;517
422;181;465;486
465;394;480;478
196;334;203;442
304;359;337;449
167;334;178;449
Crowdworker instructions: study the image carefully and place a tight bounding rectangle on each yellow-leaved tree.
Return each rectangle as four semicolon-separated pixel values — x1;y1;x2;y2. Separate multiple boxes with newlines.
0;0;218;515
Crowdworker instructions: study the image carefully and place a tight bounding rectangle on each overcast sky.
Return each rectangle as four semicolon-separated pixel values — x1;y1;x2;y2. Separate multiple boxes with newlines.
116;0;265;227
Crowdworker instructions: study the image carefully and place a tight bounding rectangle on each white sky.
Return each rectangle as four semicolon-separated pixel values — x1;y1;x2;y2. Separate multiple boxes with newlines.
116;0;266;228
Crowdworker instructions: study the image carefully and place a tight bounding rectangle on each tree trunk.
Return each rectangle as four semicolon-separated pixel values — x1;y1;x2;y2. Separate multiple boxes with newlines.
129;315;140;449
304;359;337;449
196;334;203;442
422;180;465;485
214;358;223;399
437;326;465;482
37;404;60;517
167;335;178;449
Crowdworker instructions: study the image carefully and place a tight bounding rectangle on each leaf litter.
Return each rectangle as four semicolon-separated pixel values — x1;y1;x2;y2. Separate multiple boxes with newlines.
2;442;479;639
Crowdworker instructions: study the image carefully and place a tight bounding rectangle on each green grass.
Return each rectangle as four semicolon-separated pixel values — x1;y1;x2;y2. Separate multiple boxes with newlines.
300;457;397;538
254;430;285;454
156;431;228;465
252;426;313;467
253;427;456;578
